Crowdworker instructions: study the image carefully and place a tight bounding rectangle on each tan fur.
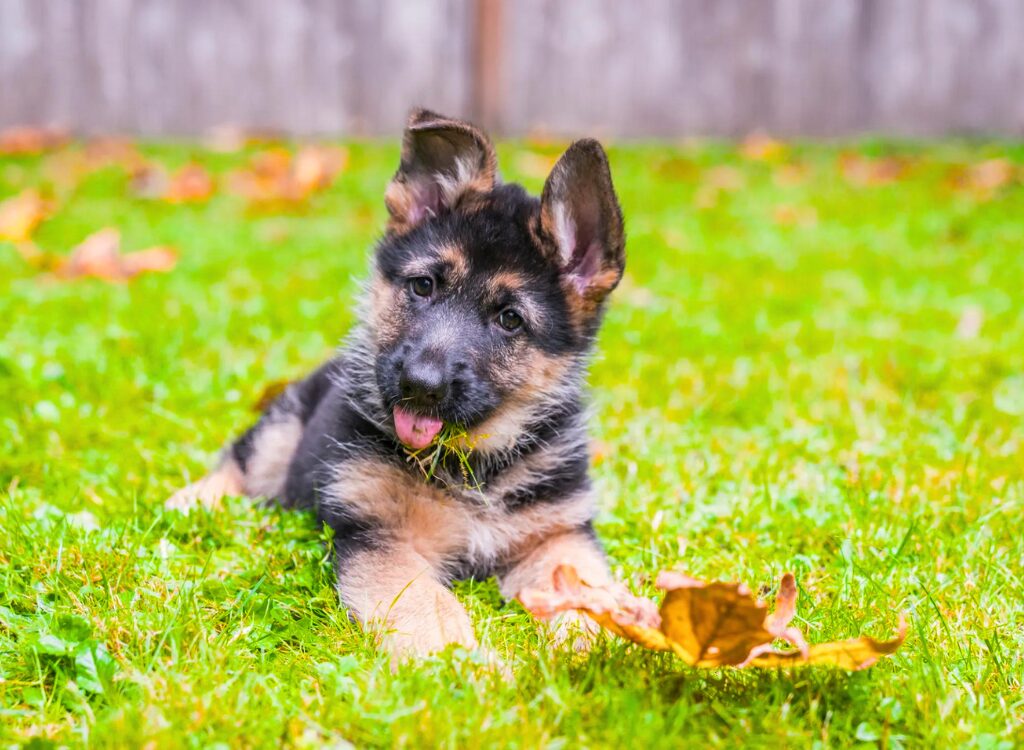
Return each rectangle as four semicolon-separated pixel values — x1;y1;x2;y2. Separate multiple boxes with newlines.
484;271;548;331
434;156;494;213
327;460;605;656
165;459;245;513
437;244;469;284
453;189;497;215
367;273;403;349
241;415;303;498
485;270;527;297
563;268;623;321
165;414;301;513
498;530;611;598
324;459;594;572
166;117;626;664
482;432;586;499
383;179;420;235
386;173;494;236
385;110;498;235
339;545;477;660
368;263;577;457
472;351;573;453
497;529;611;651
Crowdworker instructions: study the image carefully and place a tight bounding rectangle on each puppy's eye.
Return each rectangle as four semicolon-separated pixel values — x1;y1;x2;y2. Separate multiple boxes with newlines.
497;309;523;332
409;277;434;298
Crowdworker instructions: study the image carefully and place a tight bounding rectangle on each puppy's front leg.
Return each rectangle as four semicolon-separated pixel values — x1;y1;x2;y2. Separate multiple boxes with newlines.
499;526;611;651
165;457;245;512
337;540;477;661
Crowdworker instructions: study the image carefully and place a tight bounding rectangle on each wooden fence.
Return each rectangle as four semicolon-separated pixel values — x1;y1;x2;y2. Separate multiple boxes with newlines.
1;0;1022;138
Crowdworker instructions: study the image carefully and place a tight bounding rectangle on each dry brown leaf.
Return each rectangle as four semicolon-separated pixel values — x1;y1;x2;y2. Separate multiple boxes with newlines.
229;145;346;209
57;228;177;282
83;138;148;171
520;565;906;670
59;228;124;279
228;148;292;204
745;619;908;670
519;565;670;651
120;246;179;276
0;126;70;156
293;145;346;193
965;158;1015;192
740;132;787;162
0;190;52;242
164;163;215;204
130;162;215;203
129;163;169;199
839;153;907;187
947;158;1017;201
654;572;808;667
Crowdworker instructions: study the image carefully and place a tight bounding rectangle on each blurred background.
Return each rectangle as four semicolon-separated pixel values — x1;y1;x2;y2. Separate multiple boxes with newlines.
2;3;1024;746
2;0;1023;139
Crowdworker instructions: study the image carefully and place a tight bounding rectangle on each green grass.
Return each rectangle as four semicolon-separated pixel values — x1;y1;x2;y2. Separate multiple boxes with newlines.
1;137;1023;749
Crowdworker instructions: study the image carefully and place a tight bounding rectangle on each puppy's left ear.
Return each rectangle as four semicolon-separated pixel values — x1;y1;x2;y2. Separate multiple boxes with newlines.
385;108;498;234
539;140;625;305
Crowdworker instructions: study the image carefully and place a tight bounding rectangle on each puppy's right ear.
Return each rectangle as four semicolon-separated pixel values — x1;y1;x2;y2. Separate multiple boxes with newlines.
384;109;498;234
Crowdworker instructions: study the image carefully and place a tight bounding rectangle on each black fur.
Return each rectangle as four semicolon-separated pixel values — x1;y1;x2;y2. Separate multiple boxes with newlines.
200;109;626;596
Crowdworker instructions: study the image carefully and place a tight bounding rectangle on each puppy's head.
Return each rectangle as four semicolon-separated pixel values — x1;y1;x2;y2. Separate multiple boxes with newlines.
368;109;625;452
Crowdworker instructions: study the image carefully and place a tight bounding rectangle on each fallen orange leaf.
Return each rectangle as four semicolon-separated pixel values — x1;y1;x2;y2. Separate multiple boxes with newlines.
129;163;169;199
740;132;787;162
57;228;177;282
163;163;215;204
839;153;908;187
130;162;215;204
0;190;52;242
520;565;669;651
0;126;70;156
947;158;1017;201
120;246;179;276
293;145;346;194
228;145;346;209
83;137;148;170
520;565;907;670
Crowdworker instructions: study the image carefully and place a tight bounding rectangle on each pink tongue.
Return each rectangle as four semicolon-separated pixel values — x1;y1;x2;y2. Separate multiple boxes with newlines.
393;406;444;450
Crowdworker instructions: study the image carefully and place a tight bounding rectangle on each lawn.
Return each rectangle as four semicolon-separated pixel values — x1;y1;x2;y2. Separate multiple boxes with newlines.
1;135;1022;749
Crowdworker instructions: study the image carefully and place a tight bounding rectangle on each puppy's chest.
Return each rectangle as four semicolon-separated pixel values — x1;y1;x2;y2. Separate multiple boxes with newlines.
326;458;588;570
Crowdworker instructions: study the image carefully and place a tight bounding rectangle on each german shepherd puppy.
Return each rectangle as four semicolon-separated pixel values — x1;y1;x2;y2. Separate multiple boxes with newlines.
167;109;626;660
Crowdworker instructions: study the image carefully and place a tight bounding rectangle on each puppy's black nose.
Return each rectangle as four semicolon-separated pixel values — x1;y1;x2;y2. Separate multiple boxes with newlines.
399;357;447;407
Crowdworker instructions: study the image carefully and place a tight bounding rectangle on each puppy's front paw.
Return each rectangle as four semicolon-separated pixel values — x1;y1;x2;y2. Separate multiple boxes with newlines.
548;610;602;653
382;616;479;664
165;463;244;513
